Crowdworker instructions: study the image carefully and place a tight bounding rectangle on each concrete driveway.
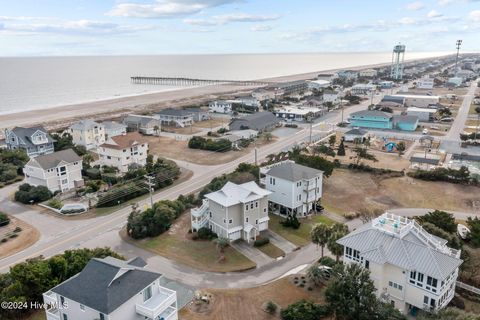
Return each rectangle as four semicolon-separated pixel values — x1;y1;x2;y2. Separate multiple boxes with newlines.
263;230;298;253
230;241;274;268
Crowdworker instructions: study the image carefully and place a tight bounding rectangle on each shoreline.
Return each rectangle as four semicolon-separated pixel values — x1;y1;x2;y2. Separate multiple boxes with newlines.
0;55;450;130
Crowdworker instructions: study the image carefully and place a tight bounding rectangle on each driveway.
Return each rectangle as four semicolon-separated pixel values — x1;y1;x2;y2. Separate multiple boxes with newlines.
230;241;274;268
263;230;297;253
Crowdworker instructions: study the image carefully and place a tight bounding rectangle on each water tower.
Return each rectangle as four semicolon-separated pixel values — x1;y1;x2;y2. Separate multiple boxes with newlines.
390;44;406;80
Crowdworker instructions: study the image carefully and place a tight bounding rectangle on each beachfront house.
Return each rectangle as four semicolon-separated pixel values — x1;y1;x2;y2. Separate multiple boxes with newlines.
24;149;84;193
359;69;378;78
335;70;358;80
190;181;271;243
5;126;55;158
273;106;324;122
261;161;323;217
98;132;149;173
155;109;194;128
209;100;233;114
123;115;161;135
229;112;281;132
337;212;462;315
42;256;178;320
183;108;211;122
103;121;128;139
307;80;331;90
350;84;377;96
235;95;260;108
417;76;434;90
67;119;106;150
266;80;309;97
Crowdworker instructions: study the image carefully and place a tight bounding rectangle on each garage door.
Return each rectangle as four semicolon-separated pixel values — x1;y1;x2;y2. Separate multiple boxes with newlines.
229;230;242;241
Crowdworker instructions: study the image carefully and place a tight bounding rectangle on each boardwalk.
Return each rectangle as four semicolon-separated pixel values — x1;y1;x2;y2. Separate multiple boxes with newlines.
130;76;274;87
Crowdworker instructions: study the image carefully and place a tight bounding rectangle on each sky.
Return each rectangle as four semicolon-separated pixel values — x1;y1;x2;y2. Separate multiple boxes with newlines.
0;0;479;56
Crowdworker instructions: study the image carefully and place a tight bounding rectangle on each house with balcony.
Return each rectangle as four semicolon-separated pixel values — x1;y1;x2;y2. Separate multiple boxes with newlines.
209;100;233;113
155;109;194;128
42;256;178;320
337;212;462;315
98;132;148;173
5;126;55;158
67;120;106;150
123;115;161;135
24;149;84;193
261;161;323;217
348;110;393;130
190;181;271;243
103;121;128;139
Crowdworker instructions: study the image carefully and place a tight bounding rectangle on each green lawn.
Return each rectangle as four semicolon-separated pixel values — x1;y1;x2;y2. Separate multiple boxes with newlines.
268;214;335;247
122;229;256;273
256;242;285;259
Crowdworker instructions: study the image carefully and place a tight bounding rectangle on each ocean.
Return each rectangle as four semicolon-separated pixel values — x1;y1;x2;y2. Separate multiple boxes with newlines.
0;52;448;115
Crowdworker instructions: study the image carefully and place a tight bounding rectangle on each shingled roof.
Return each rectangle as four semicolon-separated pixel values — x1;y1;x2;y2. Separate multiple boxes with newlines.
100;132;146;150
266;162;323;182
51;257;159;315
28;149;81;169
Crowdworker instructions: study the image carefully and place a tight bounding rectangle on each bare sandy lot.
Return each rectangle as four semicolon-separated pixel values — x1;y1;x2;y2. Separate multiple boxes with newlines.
145;135;274;165
180;276;327;320
0;216;40;259
323;169;480;215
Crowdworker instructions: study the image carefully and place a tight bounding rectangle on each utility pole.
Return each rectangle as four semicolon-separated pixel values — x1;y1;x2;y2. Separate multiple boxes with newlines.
309;121;313;144
144;175;155;208
455;39;462;71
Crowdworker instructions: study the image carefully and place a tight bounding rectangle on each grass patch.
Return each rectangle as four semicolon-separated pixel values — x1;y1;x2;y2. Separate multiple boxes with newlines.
130;232;255;273
256;242;285;259
268;214;335;247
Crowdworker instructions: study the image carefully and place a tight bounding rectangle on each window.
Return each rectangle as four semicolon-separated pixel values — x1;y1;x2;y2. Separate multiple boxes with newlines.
298;194;301;201
246;217;249;223
365;260;369;269
245;204;248;211
389;281;393;287
209;212;212;218
426;276;438;293
256;220;258;224
409;271;416;284
229;219;232;224
250;203;254;209
264;208;267;213
398;285;403;291
60;296;65;305
255;202;258;208
430;299;436;308
107;156;111;159
80;304;85;311
143;285;152;302
99;314;105;320
63;315;68;320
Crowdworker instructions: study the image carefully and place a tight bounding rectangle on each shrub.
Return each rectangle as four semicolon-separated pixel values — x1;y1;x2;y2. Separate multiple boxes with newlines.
14;184;53;204
197;227;218;240
47;199;63;210
84;168;102;180
265;301;277;314
254;237;270;247
1;238;7;243
407;166;472;184
280;214;301;229
188;136;232;152
13;227;22;233
281;300;329;320
0;212;10;227
318;256;336;268
9;233;18;239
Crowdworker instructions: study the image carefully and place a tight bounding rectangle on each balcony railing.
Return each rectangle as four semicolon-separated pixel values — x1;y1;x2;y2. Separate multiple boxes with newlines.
45;307;60;320
43;291;57;305
136;285;177;320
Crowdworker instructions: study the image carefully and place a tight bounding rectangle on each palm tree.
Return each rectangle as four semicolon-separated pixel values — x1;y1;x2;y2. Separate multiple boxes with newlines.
327;230;347;262
214;237;229;254
310;223;332;258
153;125;160;136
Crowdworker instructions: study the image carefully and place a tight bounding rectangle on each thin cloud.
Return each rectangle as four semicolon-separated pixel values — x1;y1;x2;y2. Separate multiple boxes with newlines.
469;10;480;22
427;10;443;18
250;24;272;32
399;17;416;25
406;2;425;10
107;0;241;19
184;13;280;26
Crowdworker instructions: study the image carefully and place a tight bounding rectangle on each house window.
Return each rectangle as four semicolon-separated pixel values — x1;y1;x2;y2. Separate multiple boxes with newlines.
255;220;258;224
250;203;254;209
99;314;105;320
264;208;267;213
60;296;65;305
107;156;111;159
63;315;68;320
245;204;248;211
365;260;369;269
209;212;212;218
426;276;438;293
409;271;416;284
298;194;301;201
423;296;429;304
272;178;275;185
143;285;152;302
80;304;85;311
246;217;249;223
255;202;258;208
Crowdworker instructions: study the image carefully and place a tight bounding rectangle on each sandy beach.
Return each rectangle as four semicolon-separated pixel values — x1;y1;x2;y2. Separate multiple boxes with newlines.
0;56;447;130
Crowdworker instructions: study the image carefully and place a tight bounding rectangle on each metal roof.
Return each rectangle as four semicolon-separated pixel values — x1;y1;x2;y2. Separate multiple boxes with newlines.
337;219;462;279
350;110;393;119
69;119;103;131
51;257;160;315
205;181;271;207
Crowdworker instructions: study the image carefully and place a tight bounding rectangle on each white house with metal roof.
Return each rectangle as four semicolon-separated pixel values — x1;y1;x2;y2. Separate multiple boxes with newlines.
43;256;178;320
261;160;323;217
67;120;106;150
24;149;84;193
337;212;462;315
190;181;271;243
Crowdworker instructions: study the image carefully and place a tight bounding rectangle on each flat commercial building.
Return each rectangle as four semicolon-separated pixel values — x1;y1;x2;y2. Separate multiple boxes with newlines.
406;107;437;122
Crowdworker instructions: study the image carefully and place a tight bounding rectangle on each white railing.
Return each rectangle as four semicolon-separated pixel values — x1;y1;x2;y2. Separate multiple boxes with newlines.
136;286;177;320
456;281;480;295
45;307;60;320
43;291;57;305
191;199;208;218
